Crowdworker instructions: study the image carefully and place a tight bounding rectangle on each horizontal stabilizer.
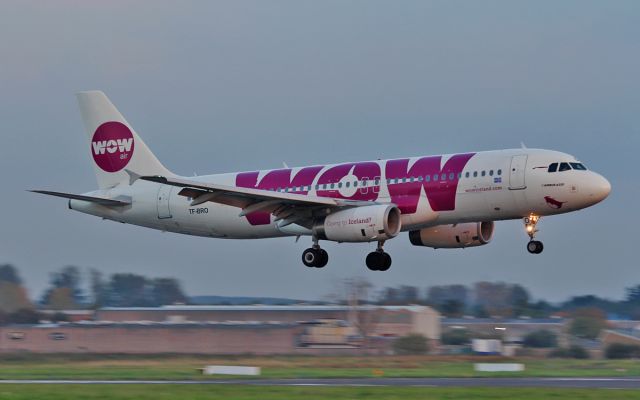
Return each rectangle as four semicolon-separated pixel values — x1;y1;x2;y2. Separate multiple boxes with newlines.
29;190;131;207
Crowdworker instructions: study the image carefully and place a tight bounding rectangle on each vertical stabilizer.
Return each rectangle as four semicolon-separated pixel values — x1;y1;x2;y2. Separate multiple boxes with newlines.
76;91;172;189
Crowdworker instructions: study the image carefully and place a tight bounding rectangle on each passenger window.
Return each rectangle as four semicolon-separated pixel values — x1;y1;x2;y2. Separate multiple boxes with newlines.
441;173;446;181
449;172;454;180
374;179;380;185
465;172;470;178
473;171;478;177
345;182;350;188
458;173;462;179
489;170;494;176
426;175;431;182
497;169;502;176
433;174;439;182
548;163;558;173
338;183;343;188
481;171;486;177
559;162;571;172
417;176;423;182
330;183;335;189
353;181;358;187
570;162;587;171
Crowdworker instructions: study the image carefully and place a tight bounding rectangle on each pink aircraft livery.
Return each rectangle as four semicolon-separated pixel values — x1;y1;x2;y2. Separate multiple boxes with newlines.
33;91;611;271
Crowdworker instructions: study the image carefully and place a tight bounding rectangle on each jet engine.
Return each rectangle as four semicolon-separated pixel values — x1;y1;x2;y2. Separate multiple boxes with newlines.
409;221;494;249
313;205;401;243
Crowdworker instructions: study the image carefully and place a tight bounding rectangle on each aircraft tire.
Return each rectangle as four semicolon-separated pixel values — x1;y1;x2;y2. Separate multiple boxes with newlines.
366;251;391;271
527;240;544;254
302;248;320;267
316;249;329;268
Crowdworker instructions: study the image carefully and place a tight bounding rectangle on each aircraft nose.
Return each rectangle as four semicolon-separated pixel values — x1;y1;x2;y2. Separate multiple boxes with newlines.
588;173;611;204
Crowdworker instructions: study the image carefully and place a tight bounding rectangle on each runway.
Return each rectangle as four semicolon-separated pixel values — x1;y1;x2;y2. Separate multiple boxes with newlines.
2;378;640;389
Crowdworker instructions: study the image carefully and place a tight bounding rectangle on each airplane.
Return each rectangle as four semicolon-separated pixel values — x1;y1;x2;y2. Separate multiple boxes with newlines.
32;91;611;271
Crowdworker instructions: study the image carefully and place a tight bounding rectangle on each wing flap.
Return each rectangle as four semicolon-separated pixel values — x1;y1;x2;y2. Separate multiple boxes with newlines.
140;175;342;207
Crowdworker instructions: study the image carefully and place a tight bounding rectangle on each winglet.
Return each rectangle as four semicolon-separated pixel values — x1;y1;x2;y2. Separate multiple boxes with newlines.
520;141;528;149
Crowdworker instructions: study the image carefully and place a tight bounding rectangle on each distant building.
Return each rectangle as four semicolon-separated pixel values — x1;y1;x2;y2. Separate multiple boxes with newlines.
0;305;440;354
97;304;440;340
0;322;299;354
601;329;640;347
442;317;567;344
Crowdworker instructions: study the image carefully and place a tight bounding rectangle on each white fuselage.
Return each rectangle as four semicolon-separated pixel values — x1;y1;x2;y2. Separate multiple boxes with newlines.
69;148;610;240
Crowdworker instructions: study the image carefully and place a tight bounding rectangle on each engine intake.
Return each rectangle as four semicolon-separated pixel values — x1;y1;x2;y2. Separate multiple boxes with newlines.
314;205;401;243
409;221;494;249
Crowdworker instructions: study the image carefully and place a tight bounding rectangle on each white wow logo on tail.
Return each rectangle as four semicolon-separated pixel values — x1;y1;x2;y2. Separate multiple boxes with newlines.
91;121;135;172
92;138;133;155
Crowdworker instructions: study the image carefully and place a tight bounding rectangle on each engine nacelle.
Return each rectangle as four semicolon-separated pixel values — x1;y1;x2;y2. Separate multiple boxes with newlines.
314;205;402;243
409;221;494;249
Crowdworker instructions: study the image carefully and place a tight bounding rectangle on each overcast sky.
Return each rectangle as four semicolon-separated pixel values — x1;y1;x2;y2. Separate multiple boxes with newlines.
1;1;638;303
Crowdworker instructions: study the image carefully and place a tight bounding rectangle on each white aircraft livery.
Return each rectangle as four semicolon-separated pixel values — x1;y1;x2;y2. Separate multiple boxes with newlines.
33;91;611;271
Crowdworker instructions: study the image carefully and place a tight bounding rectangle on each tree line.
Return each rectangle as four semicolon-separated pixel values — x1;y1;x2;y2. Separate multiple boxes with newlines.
0;264;187;320
376;282;640;320
4;263;640;322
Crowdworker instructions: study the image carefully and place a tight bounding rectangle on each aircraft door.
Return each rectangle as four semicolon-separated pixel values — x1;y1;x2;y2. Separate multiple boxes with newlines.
508;155;528;190
157;185;173;219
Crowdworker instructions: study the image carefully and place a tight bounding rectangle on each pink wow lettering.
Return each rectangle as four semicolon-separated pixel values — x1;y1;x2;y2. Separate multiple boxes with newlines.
236;153;475;225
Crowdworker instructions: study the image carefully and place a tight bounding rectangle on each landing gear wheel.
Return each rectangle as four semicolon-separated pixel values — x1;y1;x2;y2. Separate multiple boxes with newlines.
527;240;544;254
302;248;320;267
317;249;329;268
366;251;382;271
302;247;329;268
366;251;392;271
379;252;392;271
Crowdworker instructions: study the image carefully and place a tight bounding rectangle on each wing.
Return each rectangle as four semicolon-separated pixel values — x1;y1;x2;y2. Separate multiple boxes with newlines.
136;174;375;229
30;190;131;207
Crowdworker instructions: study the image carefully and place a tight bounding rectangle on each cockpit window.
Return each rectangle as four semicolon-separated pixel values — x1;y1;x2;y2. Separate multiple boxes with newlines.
570;162;587;171
548;163;558;173
559;162;571;171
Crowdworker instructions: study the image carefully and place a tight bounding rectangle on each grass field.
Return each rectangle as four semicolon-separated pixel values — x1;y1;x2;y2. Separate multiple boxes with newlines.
0;355;639;380
0;385;640;400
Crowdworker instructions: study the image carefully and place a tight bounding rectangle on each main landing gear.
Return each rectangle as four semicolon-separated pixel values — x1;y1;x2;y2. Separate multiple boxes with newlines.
302;237;328;268
366;241;392;271
301;238;392;271
524;214;544;254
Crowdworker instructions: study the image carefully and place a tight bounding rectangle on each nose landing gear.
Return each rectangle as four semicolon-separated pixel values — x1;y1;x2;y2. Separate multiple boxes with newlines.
366;241;392;271
524;214;544;254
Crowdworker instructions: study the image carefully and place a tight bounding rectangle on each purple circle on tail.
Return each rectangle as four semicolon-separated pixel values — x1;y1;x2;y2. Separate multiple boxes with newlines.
91;121;135;172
